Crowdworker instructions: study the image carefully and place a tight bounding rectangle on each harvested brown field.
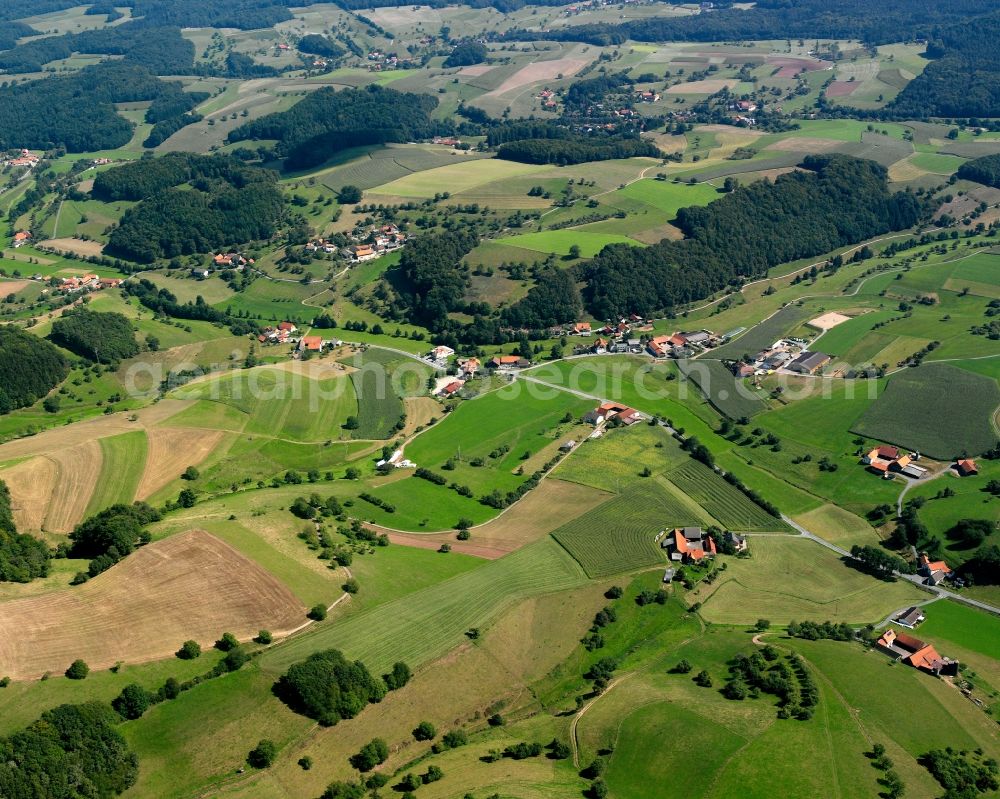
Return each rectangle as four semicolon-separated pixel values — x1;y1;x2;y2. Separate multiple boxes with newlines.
402;396;439;435
826;81;859;97
485;58;587;97
666;78;737;94
42;440;103;533
0;399;190;461
458;64;494;77
39;238;105;257
0;279;33;295
460;478;611;553
767;136;843;152
369;478;611;558
1;456;57;532
136;427;226;501
768;55;832;78
0;529;305;679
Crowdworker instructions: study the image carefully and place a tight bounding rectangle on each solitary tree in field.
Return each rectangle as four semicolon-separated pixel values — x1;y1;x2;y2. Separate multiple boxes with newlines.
308;604;328;621
176;640;201;660
755;619;771;631
412;721;436;741
65;659;89;680
247;739;277;769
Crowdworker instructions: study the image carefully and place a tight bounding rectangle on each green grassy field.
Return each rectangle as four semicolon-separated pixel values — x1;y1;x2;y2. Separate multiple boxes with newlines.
607;700;746;799
405;383;591;494
852;362;1000;459
260;537;588;674
917;599;1000;662
691;536;925;624
173;367;359;443
614;178;721;217
666;460;790;532
526;357;724;449
497;229;642;257
85;430;148;516
551;480;699;578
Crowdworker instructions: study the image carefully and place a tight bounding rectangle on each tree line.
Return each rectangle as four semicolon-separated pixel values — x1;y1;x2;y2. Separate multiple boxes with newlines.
496;135;659;166
500;0;997;48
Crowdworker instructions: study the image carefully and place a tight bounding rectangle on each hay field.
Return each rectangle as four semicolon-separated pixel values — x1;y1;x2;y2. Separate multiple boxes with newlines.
369;158;545;198
136;427;227;501
42;441;105;533
692;536;925;625
551;480;700;577
84;431;148;517
484;57;588;97
261;537;588;674
666;78;738;94
0;530;304;679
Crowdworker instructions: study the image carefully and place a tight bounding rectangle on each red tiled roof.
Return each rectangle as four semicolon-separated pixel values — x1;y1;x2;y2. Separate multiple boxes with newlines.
906;644;943;671
876;445;899;459
301;336;322;351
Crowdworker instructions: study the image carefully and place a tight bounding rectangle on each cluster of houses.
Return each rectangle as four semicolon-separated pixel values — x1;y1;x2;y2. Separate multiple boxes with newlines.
11;231;31;248
258;320;298;345
729;339;829;378
728;99;759;126
635;90;661;103
4;149;40;169
876;628;958;677
190;253;251;279
561;319;723;359
366;51;414;71
862;444;928;480
431;136;462;147
58;273;122;293
306;224;407;263
646;330;714;358
538;89;558;110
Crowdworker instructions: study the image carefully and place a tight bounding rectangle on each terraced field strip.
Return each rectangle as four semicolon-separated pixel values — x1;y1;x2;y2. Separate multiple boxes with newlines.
551;480;703;577
665;460;790;532
260;537;588;674
84;431;148;516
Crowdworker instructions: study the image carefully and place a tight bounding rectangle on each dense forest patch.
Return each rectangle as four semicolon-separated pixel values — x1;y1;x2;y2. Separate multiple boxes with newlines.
581;154;923;318
50;308;139;364
0;702;138;795
0;62;198;152
956;153;1000;188
885;12;1000;118
0;327;68;415
102;155;285;263
228;85;447;170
